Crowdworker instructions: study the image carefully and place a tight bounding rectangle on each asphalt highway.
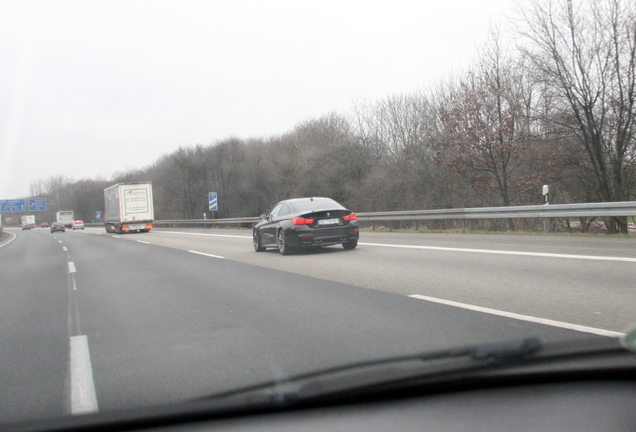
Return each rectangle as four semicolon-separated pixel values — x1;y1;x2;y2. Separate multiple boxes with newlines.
112;227;636;331
0;226;634;424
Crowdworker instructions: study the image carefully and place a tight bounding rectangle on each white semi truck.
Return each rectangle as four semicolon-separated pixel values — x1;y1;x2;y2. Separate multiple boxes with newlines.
104;182;154;234
21;215;36;230
56;210;74;228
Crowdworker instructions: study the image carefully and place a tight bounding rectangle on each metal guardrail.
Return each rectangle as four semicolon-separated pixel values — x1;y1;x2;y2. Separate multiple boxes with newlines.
357;201;636;221
153;217;259;227
143;201;636;228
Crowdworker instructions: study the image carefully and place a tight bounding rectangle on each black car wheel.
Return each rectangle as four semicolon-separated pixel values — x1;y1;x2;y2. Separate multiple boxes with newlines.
253;231;265;252
278;229;293;255
343;238;358;250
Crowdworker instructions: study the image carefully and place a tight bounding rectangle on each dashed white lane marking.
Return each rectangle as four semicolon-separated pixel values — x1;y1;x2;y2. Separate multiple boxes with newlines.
70;335;98;414
162;231;250;239
68;262;77;273
63;246;68;251
408;294;624;338
188;250;224;259
112;235;120;238
136;240;150;244
58;240;63;244
360;242;636;263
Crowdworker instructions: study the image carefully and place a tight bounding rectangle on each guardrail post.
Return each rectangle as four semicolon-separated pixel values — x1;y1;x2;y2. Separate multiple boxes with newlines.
543;218;550;233
372;221;375;231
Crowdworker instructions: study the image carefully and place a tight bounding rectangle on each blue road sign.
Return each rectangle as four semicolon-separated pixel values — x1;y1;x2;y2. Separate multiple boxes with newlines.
0;199;26;212
96;211;101;220
208;192;218;211
29;198;46;211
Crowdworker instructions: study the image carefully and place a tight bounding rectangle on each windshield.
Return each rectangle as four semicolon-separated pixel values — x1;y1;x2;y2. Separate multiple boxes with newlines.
1;0;635;427
288;198;345;213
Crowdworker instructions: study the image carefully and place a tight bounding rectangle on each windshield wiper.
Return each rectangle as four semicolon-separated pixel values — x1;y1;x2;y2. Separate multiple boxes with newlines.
195;337;543;406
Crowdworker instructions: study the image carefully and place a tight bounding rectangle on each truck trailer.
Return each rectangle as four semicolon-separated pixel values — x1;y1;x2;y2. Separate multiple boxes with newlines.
21;215;35;230
56;210;74;228
104;182;154;234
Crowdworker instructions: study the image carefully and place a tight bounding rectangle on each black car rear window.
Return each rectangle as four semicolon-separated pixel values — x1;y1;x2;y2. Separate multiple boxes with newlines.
290;199;344;213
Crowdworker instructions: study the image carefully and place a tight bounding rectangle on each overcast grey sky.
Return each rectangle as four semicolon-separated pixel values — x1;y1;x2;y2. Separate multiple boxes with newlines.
0;0;514;199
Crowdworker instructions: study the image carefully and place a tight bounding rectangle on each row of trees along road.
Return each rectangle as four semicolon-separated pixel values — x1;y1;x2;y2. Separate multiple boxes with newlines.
28;0;636;233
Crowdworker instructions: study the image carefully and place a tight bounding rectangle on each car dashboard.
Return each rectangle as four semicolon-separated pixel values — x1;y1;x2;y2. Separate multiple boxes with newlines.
19;361;636;432
185;380;636;432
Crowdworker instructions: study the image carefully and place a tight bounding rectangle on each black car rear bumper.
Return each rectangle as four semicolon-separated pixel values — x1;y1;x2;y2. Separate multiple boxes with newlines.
286;223;359;248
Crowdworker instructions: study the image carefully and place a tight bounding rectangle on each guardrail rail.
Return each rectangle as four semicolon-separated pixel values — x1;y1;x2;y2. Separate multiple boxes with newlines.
131;201;636;232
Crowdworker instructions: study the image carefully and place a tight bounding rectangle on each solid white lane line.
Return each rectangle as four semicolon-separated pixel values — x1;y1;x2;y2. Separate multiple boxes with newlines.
408;294;624;338
150;231;636;263
188;250;224;259
0;232;16;248
136;240;150;244
68;262;77;273
70;335;98;414
360;242;636;263
162;231;250;239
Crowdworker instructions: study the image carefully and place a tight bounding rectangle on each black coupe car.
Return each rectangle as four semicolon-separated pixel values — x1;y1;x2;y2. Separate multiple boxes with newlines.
253;197;359;255
50;222;66;233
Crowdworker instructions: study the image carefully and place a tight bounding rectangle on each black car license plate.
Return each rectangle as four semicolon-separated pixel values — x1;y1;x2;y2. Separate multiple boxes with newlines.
317;218;339;225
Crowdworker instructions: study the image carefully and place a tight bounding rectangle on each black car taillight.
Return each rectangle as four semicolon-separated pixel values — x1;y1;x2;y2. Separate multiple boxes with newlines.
292;217;315;225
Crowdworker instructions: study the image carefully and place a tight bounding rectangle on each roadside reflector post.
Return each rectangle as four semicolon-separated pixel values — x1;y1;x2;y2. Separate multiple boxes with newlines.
542;185;550;233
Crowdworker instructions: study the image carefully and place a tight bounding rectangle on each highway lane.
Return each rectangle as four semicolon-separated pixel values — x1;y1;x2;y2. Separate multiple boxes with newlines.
0;227;612;423
0;229;70;422
80;227;636;333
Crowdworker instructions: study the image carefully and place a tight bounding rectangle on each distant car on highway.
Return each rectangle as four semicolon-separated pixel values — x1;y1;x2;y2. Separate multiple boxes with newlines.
253;197;359;255
40;222;49;228
72;220;85;230
50;222;66;233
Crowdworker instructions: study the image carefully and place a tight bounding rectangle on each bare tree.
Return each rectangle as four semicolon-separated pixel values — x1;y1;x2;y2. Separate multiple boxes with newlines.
65;178;111;222
27;175;71;222
437;31;543;229
352;95;442;211
29;179;47;197
517;0;636;232
203;138;245;218
353;94;434;161
151;146;207;219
